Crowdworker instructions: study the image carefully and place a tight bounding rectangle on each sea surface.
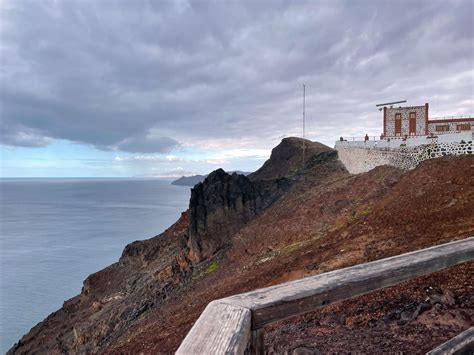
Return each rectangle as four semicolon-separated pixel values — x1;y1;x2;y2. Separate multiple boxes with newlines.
0;178;190;353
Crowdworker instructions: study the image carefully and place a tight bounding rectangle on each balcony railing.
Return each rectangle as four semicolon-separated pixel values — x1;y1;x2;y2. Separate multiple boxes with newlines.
429;115;473;121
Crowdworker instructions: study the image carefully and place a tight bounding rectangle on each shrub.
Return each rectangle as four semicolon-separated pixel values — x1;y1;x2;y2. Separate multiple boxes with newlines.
281;242;304;254
206;261;218;273
360;207;371;216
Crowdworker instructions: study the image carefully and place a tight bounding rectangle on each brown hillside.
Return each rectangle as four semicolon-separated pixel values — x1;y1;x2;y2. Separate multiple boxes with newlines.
9;139;474;354
108;156;473;354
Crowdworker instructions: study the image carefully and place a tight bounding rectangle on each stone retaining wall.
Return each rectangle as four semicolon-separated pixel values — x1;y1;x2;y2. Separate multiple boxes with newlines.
336;139;472;174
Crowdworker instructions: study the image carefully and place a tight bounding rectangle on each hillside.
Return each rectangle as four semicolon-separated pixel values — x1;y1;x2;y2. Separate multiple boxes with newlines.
9;138;474;354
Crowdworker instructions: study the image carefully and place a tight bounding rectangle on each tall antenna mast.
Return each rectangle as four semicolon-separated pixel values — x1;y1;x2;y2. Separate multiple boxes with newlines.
302;84;306;166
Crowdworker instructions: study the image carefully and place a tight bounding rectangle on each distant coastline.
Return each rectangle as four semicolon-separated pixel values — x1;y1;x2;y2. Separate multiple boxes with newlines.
171;171;250;187
171;175;207;186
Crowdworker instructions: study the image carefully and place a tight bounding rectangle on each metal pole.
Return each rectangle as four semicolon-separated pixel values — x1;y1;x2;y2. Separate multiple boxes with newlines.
302;84;305;166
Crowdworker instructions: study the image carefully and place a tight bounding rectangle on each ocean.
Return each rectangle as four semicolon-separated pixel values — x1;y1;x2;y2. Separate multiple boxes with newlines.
0;178;190;353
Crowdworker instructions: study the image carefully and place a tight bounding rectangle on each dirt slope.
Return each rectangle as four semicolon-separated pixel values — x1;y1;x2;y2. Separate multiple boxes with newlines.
108;155;472;354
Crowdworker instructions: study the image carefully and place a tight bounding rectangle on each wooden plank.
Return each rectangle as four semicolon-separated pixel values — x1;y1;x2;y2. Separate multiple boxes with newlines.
176;300;251;355
224;237;474;329
426;327;474;355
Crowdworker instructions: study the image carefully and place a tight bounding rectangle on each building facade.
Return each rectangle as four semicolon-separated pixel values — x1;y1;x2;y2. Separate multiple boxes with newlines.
335;102;473;174
383;103;473;138
427;118;473;135
383;104;428;137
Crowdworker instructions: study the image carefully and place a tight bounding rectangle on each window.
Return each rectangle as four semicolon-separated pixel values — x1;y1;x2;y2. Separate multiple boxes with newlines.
457;123;471;131
409;112;416;135
435;125;450;132
395;113;401;136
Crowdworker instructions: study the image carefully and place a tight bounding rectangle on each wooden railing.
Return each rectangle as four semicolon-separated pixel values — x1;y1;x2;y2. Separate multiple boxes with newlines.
426;327;474;355
176;237;474;354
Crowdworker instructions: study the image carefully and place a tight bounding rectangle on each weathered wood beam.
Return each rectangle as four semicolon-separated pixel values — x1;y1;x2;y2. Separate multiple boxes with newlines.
248;329;264;355
426;327;474;355
225;237;474;329
176;301;251;355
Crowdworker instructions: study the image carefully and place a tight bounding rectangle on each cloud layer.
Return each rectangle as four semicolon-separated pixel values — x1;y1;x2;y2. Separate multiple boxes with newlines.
1;0;473;153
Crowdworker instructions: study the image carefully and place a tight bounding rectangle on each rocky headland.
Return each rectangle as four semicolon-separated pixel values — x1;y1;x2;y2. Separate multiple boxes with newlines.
171;171;250;186
171;175;206;186
9;137;473;354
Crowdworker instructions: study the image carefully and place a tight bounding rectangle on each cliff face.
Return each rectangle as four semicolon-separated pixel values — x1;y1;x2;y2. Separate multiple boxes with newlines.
187;169;290;262
8;138;474;354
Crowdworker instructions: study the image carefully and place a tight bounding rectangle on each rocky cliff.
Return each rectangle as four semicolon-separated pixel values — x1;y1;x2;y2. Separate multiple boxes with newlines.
8;138;473;354
187;169;290;262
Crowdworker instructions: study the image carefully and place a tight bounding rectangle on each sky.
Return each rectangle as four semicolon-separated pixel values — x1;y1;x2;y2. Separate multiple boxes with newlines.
0;0;473;177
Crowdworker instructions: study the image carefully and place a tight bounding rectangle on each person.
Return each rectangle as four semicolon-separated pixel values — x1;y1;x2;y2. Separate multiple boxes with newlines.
339;136;344;141
364;134;369;141
380;133;384;140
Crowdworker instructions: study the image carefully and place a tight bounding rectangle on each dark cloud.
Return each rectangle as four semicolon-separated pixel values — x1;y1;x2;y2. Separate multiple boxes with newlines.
0;124;52;147
0;0;472;152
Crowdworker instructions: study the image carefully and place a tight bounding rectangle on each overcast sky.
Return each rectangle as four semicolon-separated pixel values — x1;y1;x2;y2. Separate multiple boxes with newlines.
1;0;473;177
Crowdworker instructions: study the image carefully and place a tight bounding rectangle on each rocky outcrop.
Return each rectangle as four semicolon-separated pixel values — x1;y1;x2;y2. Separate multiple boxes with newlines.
249;137;333;181
187;169;290;262
186;138;343;263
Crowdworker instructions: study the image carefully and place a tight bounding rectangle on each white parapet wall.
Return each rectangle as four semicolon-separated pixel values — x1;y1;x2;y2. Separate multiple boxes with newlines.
335;132;472;174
